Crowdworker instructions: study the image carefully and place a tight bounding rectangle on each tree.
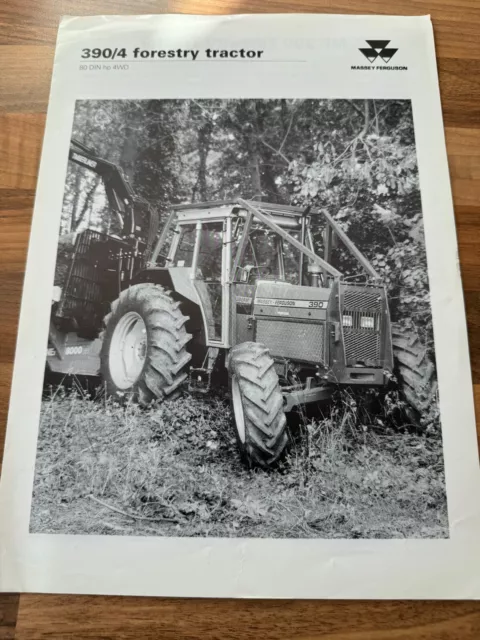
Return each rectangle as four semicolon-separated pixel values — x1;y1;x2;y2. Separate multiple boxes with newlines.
60;98;430;342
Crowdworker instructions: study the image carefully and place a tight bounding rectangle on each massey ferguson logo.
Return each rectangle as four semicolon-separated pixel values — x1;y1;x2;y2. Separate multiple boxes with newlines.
352;40;406;72
359;40;398;64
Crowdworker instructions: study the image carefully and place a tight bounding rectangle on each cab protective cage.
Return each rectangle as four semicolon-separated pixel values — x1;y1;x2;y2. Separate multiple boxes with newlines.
150;198;380;283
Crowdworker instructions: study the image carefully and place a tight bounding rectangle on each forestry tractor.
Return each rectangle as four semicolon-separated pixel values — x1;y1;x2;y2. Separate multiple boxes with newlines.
48;139;434;467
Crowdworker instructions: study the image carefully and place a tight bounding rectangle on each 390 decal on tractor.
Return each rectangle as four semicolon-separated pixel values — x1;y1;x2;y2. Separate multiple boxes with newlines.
48;139;435;468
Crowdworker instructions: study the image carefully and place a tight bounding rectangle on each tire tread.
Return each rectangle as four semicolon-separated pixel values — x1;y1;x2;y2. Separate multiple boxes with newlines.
229;341;288;467
100;283;192;405
392;323;439;426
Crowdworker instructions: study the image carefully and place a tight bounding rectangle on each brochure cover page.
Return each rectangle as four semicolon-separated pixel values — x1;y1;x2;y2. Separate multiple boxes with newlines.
0;13;478;599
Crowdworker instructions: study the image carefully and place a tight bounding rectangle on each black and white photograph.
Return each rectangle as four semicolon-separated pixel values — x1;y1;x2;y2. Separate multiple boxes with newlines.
30;98;448;540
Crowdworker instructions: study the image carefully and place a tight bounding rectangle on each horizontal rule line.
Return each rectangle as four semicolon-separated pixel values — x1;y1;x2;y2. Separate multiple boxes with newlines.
81;59;308;63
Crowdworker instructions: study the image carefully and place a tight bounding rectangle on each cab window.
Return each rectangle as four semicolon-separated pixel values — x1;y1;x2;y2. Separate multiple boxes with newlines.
174;225;196;267
237;226;301;284
196;223;223;281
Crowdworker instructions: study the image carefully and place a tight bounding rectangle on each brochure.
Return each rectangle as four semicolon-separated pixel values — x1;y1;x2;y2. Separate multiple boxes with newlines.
0;13;478;599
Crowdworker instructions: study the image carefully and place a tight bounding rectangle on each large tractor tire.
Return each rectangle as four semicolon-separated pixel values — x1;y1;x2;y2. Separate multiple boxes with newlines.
100;283;192;405
228;341;288;468
392;324;439;427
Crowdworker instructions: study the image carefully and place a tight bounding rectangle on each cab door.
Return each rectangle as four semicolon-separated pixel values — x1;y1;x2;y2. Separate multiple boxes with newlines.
192;220;231;346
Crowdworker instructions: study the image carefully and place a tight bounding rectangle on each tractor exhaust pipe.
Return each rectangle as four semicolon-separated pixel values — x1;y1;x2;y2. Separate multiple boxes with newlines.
308;264;322;287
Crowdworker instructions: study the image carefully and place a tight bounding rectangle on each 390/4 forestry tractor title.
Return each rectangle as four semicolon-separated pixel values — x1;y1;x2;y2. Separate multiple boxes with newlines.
48;139;428;468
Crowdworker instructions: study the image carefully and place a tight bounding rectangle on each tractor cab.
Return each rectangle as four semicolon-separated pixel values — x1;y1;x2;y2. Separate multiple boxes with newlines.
149;199;394;396
155;202;313;346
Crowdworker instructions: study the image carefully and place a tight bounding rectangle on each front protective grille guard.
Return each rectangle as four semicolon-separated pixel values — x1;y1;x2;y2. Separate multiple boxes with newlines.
339;282;385;367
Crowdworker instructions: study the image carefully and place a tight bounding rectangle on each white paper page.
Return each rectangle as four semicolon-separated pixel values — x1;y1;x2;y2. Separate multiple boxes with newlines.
0;13;478;599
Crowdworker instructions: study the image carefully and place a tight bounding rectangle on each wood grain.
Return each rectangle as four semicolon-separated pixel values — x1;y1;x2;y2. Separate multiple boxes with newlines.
12;596;480;639
0;594;18;640
0;0;479;638
0;1;168;45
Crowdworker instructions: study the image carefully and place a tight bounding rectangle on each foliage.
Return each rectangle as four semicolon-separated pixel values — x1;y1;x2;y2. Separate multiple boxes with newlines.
62;98;431;342
31;388;447;538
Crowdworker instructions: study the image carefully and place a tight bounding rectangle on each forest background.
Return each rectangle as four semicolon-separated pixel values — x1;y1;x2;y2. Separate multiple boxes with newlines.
63;98;429;346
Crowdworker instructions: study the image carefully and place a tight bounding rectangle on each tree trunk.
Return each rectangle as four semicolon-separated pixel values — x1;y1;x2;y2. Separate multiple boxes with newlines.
248;103;263;199
249;141;262;199
73;177;100;232
70;102;92;232
120;105;143;187
193;121;213;201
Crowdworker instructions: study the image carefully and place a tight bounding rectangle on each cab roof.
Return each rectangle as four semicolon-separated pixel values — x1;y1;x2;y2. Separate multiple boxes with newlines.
173;199;311;218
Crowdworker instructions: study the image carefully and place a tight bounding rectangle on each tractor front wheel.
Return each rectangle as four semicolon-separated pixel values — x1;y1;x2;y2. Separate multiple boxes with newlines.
228;342;288;468
100;283;192;405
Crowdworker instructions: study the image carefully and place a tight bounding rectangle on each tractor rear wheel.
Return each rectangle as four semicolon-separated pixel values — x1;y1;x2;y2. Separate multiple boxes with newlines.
228;341;288;468
100;283;192;405
392;324;439;428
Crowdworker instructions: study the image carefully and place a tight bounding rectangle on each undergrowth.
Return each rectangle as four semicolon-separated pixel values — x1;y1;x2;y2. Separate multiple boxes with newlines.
30;385;448;538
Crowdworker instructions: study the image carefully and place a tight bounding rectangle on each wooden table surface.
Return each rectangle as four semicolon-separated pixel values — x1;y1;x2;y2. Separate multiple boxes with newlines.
1;1;479;638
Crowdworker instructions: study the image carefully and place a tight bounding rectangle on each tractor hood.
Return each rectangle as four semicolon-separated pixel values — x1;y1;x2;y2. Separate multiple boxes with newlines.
252;281;333;365
253;281;332;321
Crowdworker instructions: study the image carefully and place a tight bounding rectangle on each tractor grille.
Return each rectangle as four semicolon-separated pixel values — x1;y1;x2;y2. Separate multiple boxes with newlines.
343;288;382;312
342;284;383;367
256;320;325;363
343;329;380;365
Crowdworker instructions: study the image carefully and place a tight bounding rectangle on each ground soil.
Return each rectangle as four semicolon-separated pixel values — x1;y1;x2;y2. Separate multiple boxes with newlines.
30;387;448;539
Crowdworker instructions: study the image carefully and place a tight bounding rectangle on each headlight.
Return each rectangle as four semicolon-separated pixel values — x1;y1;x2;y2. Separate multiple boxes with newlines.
360;316;375;329
342;314;353;327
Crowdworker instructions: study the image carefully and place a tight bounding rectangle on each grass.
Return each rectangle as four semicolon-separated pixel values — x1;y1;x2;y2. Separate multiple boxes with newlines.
30;385;448;538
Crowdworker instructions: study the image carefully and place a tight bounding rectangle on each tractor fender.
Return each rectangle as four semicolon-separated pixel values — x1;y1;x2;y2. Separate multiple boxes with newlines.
130;267;173;290
131;267;199;305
